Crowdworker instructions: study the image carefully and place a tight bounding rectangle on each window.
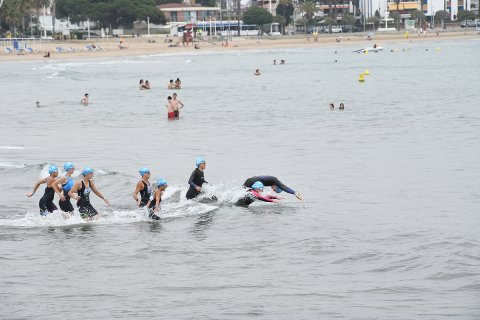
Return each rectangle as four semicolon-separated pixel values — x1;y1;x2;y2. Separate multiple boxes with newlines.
171;11;178;22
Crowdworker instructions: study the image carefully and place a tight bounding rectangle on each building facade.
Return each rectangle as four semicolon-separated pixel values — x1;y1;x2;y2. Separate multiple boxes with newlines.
158;3;221;24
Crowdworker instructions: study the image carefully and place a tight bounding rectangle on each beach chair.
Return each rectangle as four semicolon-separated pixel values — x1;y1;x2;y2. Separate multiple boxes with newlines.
26;47;37;53
55;46;66;53
4;47;14;54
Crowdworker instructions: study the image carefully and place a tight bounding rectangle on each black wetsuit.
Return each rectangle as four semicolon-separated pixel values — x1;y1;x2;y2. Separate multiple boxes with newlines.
148;193;161;220
59;177;74;213
243;176;295;194
77;180;98;219
39;183;57;216
186;168;207;200
139;181;152;208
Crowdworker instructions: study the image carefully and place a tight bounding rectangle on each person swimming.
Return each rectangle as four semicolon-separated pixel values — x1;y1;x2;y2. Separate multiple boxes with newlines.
133;167;152;208
69;167;109;220
186;157;208;200
339;103;345;110
57;162;76;214
27;165;64;216
148;178;168;220
236;181;281;207
243;175;302;200
254;69;261;76
81;93;89;105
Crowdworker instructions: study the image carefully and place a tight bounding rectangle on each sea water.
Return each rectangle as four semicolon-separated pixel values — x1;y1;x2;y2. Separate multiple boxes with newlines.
1;38;480;319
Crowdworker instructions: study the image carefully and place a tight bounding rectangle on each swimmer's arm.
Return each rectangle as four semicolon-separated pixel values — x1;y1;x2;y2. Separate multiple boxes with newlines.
90;181;110;205
154;191;161;212
188;171;198;189
178;100;184;108
133;181;144;205
27;178;47;197
68;182;81;200
51;177;66;201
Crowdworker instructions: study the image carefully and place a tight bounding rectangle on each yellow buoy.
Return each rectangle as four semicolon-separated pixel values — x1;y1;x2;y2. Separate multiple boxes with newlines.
364;50;369;54
359;73;365;82
364;70;370;75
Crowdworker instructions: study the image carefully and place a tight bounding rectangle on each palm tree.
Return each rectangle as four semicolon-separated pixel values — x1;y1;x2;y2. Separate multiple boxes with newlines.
298;0;318;34
394;0;400;30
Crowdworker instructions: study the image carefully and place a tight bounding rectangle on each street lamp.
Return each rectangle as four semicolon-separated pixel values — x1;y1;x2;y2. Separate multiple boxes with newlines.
147;16;150;36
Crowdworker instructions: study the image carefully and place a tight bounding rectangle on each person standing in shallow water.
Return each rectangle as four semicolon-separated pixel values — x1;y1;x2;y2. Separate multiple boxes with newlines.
69;167;109;220
81;93;89;105
166;96;175;119
133;167;152;208
172;92;184;118
186;157;208;200
27;165;65;216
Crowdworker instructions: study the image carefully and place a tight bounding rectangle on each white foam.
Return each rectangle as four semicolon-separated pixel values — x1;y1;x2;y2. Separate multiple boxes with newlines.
0;146;26;150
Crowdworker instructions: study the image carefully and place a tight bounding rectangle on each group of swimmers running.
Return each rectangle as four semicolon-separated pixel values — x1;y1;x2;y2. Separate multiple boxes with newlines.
27;157;302;221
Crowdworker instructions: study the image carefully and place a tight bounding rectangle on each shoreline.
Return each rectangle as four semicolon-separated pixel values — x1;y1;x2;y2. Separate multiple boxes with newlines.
1;31;478;62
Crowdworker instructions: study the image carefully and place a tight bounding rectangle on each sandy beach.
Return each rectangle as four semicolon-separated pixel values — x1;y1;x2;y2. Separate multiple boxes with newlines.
1;30;478;62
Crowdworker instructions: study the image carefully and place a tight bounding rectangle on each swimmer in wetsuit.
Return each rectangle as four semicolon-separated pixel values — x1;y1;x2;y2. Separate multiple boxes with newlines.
236;181;281;207
56;162;76;214
133;167;152;208
147;178;168;220
69;167;110;220
186;157;208;200
243;175;302;200
27;165;65;216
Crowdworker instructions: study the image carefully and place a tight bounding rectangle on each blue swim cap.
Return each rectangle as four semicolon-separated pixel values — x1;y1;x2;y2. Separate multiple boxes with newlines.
63;162;74;171
251;181;264;190
139;167;150;176
48;165;58;174
156;178;168;187
81;167;93;176
195;157;205;167
273;186;283;193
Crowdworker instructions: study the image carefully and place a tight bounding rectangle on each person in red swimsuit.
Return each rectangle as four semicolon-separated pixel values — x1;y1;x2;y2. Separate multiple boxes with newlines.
166;96;175;119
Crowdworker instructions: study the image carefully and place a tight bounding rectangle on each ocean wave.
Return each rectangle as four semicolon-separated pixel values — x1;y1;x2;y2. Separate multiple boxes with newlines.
0;146;27;150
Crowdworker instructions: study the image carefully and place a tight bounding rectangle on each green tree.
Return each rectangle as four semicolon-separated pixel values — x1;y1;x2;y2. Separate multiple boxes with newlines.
155;0;182;4
393;0;400;30
298;0;318;34
367;15;380;30
275;0;294;25
341;13;355;32
457;10;476;23
198;0;216;7
410;9;425;26
273;14;286;34
434;10;449;29
243;6;273;31
389;11;401;30
323;16;336;33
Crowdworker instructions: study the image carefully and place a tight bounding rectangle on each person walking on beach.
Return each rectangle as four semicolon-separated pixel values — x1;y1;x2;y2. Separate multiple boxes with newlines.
27;165;64;216
56;162;76;214
243;175;302;200
186;157;208;200
81;93;89;105
172;93;184;118
133;167;152;208
69;167;109;220
166;96;175;119
148;178;168;220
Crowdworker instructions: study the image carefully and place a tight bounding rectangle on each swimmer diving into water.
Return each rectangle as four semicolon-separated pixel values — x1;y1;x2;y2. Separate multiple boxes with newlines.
236;181;281;207
243;175;302;200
